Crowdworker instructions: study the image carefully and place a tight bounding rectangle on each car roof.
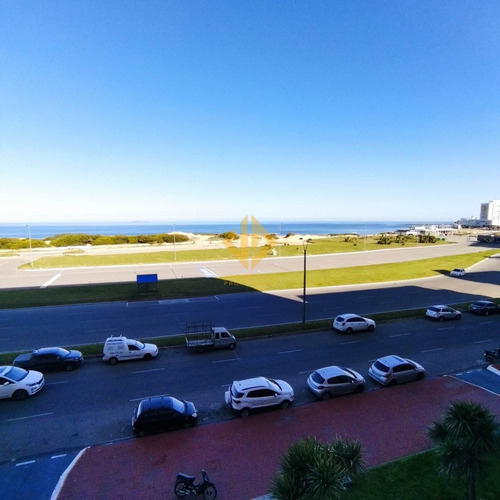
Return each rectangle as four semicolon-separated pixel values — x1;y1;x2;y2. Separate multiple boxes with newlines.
33;347;68;355
315;366;347;378
473;300;494;305
233;376;273;390
335;313;362;320
138;396;180;412
376;355;407;367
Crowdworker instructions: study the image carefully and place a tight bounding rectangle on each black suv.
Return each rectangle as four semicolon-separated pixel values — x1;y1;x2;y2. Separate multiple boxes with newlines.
468;300;500;316
132;396;198;435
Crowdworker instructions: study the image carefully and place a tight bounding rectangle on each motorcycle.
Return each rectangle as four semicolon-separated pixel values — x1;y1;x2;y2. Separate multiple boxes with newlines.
174;470;217;500
484;348;500;363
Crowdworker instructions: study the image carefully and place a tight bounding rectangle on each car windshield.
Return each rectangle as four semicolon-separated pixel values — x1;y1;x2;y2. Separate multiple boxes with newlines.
134;341;146;349
170;398;185;413
53;348;70;356
4;366;28;382
311;371;325;384
266;378;281;391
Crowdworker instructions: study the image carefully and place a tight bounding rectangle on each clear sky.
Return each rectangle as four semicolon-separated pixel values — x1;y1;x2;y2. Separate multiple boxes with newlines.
1;1;499;223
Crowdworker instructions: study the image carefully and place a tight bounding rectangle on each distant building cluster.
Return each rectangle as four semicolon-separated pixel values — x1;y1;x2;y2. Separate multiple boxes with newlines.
456;200;500;229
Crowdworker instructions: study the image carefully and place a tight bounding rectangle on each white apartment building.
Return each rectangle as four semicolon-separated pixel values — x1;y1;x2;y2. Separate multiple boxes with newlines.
457;200;500;228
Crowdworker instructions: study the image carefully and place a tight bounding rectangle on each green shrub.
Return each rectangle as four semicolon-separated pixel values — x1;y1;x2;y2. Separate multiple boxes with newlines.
218;231;239;240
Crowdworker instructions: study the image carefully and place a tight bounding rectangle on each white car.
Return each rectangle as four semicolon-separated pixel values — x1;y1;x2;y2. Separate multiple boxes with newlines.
369;355;425;386
0;365;45;400
103;335;158;364
450;268;466;277
333;314;376;333
426;305;462;321
225;376;294;417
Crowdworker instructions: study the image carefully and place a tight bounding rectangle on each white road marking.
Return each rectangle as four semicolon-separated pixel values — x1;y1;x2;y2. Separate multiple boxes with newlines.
46;381;68;385
8;412;53;422
16;460;35;467
421;348;444;353
198;266;219;278
212;358;240;363
474;339;494;344
389;333;411;338
437;327;455;331
51;454;67;459
340;341;360;345
132;368;165;374
278;349;303;354
41;273;62;288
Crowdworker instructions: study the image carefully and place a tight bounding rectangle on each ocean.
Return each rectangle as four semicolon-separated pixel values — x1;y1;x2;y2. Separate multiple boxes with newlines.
0;221;452;239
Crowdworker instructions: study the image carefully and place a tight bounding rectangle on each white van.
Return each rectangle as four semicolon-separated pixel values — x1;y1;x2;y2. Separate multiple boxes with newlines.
103;335;158;364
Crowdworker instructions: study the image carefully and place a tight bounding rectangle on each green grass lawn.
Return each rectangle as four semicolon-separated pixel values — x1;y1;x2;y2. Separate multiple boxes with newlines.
1;250;497;309
348;450;500;499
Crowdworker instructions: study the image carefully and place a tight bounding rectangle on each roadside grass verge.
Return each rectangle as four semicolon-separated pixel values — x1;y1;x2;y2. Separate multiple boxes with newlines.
2;250;496;310
17;236;450;269
348;451;499;499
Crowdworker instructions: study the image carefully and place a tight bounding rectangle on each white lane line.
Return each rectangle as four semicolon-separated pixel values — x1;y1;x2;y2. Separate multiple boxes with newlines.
41;273;62;288
389;333;411;338
16;460;36;467
8;412;53;422
474;339;494;344
46;381;69;385
421;348;444;353
132;368;165;374
340;341;360;345
198;266;219;278
212;358;240;364
479;321;493;325
278;349;303;354
437;327;455;331
51;454;67;459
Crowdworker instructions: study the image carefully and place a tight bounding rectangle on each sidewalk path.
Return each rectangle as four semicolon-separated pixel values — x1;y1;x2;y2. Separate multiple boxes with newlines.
55;376;500;500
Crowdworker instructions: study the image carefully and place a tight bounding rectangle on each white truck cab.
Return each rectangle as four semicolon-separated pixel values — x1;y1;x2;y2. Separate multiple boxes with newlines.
103;335;158;364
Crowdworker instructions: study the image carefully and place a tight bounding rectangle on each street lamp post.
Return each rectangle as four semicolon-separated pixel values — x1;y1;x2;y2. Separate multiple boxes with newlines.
26;224;33;269
301;238;311;324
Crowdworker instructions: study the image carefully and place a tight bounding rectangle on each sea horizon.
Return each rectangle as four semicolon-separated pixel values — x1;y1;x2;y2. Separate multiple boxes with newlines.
0;220;454;240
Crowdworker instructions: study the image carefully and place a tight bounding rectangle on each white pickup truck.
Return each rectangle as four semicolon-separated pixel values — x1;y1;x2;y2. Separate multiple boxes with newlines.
185;321;237;353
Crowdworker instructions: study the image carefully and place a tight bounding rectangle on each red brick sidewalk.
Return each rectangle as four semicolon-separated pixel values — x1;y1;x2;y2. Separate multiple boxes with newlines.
55;376;500;500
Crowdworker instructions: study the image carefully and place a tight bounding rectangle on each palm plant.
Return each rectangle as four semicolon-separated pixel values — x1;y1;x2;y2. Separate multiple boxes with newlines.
427;400;500;500
269;436;364;500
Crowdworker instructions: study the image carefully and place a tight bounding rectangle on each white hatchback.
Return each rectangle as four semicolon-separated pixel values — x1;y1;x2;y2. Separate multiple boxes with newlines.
450;268;466;277
369;355;425;386
225;376;294;417
333;314;376;333
0;365;45;400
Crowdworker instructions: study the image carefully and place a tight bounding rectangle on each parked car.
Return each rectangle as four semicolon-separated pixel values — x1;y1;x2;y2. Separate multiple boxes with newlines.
368;355;425;386
450;268;466;277
225;376;294;417
468;300;500;316
132;396;198;435
103;335;158;364
333;314;376;333
13;347;83;372
425;305;462;321
0;365;45;400
307;366;365;400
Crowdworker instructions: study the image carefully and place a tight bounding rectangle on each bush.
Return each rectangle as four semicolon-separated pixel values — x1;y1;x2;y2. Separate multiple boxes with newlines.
218;231;239;240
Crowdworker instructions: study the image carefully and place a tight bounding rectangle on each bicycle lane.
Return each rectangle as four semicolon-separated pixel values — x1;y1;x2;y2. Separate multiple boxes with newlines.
54;375;500;500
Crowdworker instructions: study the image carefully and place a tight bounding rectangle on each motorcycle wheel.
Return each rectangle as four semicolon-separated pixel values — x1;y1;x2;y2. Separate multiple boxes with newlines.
174;480;188;498
203;483;217;500
485;355;494;363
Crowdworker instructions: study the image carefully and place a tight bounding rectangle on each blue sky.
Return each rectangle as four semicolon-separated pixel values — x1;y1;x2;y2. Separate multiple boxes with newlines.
1;1;499;223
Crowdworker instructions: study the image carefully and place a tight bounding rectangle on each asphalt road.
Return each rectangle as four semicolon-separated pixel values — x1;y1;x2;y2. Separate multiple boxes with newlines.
0;237;494;288
2;312;500;466
1;252;499;352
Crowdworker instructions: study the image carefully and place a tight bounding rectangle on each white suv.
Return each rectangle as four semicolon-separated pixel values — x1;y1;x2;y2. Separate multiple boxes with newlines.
225;376;294;417
333;314;376;333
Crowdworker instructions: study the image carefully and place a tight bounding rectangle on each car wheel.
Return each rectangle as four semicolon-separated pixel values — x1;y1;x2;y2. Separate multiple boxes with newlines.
240;408;250;418
12;389;28;401
228;343;236;350
416;372;425;381
456;314;462;320
346;327;353;334
197;346;205;354
143;353;153;361
484;311;489;316
109;357;118;365
368;325;375;332
438;316;445;322
354;384;365;393
389;379;397;387
64;363;75;371
280;400;291;409
322;392;331;400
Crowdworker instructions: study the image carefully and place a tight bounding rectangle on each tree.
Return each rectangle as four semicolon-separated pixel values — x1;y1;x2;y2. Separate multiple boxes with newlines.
427;400;500;500
269;436;364;500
